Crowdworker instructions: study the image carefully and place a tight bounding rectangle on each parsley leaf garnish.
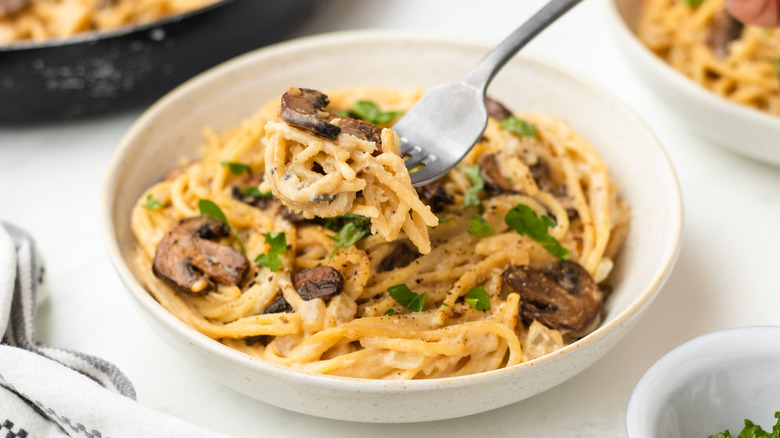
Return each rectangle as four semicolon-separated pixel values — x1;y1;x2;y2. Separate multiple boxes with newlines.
459;163;485;211
465;285;491;311
467;214;494;237
680;0;704;6
220;161;252;176
388;284;426;312
198;199;245;255
144;194;162;210
500;115;538;138
349;100;404;125
383;309;395;316
239;186;273;198
326;214;371;258
709;412;780;438
254;231;287;271
505;204;569;260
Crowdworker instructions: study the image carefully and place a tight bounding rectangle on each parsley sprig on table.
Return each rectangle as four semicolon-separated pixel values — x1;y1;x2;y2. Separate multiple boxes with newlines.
198;199;246;255
505;204;569;260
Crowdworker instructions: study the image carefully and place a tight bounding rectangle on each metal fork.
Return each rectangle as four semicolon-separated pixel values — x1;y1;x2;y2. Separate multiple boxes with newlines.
395;0;583;187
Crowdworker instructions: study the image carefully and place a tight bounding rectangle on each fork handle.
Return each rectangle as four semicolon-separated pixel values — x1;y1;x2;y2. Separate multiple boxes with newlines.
463;0;584;90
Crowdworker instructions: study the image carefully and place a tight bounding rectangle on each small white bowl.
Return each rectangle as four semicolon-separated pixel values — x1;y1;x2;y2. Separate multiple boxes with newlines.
606;0;780;166
627;326;780;437
102;30;682;422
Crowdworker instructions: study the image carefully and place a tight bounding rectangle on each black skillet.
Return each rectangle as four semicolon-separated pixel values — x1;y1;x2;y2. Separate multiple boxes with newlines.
0;0;319;124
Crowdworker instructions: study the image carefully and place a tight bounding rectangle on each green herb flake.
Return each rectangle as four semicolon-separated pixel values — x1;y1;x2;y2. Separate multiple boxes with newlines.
198;199;227;224
239;186;273;198
773;57;780;77
467;214;494;238
437;216;453;224
383;309;395;316
349;100;404;125
459;163;486;211
198;199;245;254
465;286;491;311
505;204;569;260
255;231;287;271
709;411;780;438
220;161;252;176
388;284;426;312
500;115;538;138
327;214;371;258
144;194;163;210
680;0;705;6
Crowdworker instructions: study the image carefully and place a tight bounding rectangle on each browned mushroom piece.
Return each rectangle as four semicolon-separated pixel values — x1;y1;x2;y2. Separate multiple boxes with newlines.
414;179;454;213
0;0;31;17
707;10;744;58
292;266;344;301
152;216;248;295
280;87;383;149
377;242;419;272
262;293;293;314
479;153;514;195
485;96;512;122
502;261;603;334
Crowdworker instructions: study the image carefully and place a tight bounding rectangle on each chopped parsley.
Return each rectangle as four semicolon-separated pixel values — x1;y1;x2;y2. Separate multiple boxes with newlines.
459;163;485;211
220;161;252;176
500;115;538;138
239;186;273;198
388;284;426;312
505;204;569;260
383;309;396;316
326;214;371;258
144;194;162;210
347;100;404;125
680;0;705;5
198;199;246;254
465;286;491;311
467;214;494;238
254;231;287;271
709;412;780;438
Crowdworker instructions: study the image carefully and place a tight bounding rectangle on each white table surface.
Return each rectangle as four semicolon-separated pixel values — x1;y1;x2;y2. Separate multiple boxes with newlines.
2;0;780;436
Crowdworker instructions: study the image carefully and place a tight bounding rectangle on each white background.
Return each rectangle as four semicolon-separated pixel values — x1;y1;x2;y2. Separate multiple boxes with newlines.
2;0;780;436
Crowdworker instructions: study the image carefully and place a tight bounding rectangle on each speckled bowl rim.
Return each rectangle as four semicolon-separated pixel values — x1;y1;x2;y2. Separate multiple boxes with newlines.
102;29;683;394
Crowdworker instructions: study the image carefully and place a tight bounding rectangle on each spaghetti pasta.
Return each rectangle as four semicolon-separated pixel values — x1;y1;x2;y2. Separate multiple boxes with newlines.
639;0;780;116
130;88;630;380
0;0;216;44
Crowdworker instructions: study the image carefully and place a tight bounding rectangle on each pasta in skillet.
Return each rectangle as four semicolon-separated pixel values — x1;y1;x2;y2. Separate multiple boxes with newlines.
131;88;630;379
0;0;217;44
639;0;780;116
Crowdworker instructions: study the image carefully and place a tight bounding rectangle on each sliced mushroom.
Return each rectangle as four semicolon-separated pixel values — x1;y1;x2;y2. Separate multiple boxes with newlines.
152;216;248;295
479;153;514;195
280;87;383;149
0;0;31;17
262;293;293;314
485;96;512;122
377;242;419;272
292;266;344;301
415;179;454;213
707;10;744;58
502;261;602;334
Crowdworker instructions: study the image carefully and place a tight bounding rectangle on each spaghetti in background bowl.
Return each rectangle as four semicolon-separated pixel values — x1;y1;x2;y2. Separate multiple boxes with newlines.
606;0;780;166
102;30;682;422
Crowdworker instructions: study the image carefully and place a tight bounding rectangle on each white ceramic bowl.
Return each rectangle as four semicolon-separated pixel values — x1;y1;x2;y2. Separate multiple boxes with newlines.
606;0;780;166
102;30;682;422
627;326;780;437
